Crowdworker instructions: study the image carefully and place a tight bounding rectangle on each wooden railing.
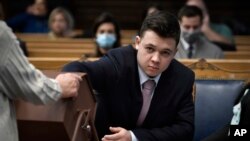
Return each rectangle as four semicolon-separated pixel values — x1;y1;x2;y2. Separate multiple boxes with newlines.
14;33;250;59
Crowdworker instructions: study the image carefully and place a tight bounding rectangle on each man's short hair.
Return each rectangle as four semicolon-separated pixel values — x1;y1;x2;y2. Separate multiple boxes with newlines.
178;5;204;23
139;11;181;45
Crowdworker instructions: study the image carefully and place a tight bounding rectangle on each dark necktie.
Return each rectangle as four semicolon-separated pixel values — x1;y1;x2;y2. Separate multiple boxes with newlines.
137;80;156;126
188;45;193;58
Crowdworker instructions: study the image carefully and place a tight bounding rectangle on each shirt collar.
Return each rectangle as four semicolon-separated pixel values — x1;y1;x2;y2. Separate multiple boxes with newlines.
138;65;161;86
181;38;190;51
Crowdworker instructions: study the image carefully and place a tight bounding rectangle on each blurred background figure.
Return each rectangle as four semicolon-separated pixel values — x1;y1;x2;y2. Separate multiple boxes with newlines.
144;3;163;17
175;5;223;59
92;12;121;57
138;3;164;36
186;0;236;51
48;7;75;38
6;0;48;33
0;2;28;56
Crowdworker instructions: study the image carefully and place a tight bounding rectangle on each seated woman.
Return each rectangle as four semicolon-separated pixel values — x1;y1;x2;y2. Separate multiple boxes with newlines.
48;7;74;38
92;12;121;57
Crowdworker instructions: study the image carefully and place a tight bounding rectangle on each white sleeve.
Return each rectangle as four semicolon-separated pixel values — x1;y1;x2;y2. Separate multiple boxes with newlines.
0;21;61;104
130;131;139;141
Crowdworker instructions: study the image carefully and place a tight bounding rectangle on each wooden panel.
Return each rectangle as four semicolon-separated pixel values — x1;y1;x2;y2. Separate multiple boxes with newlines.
235;36;250;45
28;49;94;58
186;59;250;80
29;57;250;72
28;57;80;70
224;51;250;59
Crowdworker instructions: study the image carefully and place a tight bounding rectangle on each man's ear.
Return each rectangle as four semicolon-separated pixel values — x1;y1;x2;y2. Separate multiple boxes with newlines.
135;36;141;50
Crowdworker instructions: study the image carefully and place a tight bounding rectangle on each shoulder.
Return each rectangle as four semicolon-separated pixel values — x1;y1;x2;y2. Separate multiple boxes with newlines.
105;45;137;72
0;21;18;47
107;45;136;57
200;37;222;51
167;59;195;79
0;21;9;33
106;45;136;63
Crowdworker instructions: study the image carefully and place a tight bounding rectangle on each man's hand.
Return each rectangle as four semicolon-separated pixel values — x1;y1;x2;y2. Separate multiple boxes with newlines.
102;127;132;141
201;14;210;33
55;73;82;98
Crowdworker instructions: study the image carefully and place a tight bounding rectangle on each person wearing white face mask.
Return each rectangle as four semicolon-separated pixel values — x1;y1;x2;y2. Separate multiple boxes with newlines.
175;5;223;59
93;12;121;57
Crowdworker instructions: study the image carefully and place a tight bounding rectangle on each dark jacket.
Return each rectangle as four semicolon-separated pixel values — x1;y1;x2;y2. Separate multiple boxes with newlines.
62;45;195;141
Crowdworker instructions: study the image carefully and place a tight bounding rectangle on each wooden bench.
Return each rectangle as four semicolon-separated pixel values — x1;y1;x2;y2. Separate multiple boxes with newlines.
224;51;250;59
16;33;134;45
237;45;250;51
28;57;80;70
179;59;250;71
29;57;250;72
28;48;95;58
187;59;250;80
235;35;250;45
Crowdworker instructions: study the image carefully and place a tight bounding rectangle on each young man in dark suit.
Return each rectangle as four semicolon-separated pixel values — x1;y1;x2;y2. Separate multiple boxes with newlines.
62;11;195;141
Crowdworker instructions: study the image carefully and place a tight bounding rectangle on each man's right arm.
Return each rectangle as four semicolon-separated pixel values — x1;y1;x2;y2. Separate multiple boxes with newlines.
62;56;117;93
0;22;80;103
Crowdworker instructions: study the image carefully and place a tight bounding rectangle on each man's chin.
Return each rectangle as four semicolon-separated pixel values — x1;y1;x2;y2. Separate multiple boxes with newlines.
146;71;158;78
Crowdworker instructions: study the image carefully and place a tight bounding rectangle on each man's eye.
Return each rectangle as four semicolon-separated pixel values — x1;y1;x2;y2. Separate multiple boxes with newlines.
160;51;172;57
146;47;154;52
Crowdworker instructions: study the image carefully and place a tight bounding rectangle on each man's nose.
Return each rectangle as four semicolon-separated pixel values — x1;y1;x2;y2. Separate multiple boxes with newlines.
151;52;160;63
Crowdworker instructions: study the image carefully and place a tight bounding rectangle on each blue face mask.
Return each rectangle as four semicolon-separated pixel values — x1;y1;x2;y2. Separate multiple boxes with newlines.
96;33;116;48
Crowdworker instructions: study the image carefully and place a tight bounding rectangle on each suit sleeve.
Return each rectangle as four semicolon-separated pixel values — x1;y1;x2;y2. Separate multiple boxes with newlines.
132;72;195;141
62;56;118;94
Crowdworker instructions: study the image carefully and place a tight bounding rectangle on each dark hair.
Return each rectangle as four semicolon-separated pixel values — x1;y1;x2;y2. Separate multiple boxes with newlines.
178;5;204;23
139;11;180;45
92;12;121;56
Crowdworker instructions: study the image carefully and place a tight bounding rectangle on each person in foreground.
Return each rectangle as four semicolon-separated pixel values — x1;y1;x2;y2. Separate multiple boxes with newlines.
62;11;195;141
0;20;81;141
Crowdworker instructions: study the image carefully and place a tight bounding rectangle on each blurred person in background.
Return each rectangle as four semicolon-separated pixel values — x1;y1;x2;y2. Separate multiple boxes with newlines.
48;7;75;38
175;5;223;59
92;12;121;57
186;0;236;51
0;2;28;56
7;0;49;33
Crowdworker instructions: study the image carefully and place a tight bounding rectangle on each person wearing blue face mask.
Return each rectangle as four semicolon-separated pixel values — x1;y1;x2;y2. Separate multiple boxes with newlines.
96;33;116;49
175;5;223;59
93;12;121;57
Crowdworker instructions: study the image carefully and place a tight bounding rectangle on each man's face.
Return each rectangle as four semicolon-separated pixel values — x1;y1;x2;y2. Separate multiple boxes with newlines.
33;0;47;16
180;15;201;32
136;30;177;77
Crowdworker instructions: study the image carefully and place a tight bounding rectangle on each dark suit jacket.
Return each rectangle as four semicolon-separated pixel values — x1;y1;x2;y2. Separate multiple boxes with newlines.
62;45;195;141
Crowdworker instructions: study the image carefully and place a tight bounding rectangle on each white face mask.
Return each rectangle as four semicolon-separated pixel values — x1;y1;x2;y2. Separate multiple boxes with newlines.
181;29;202;44
96;33;116;48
